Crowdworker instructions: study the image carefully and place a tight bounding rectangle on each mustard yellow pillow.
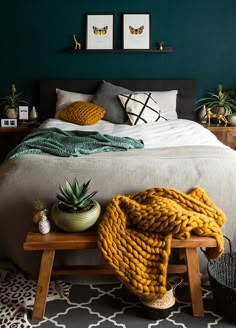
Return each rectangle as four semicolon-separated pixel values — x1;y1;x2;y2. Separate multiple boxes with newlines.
59;101;106;125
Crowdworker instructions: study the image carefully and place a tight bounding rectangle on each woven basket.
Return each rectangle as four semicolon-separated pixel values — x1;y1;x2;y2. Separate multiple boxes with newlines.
208;237;236;323
139;276;183;319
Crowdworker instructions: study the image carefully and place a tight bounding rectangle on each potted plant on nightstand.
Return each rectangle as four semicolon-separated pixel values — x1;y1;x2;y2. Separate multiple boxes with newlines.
225;87;236;126
196;84;236;124
50;178;101;232
0;83;30;119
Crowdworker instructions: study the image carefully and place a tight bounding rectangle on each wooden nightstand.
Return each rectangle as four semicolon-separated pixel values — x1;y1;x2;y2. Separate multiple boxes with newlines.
202;123;236;150
0;125;36;162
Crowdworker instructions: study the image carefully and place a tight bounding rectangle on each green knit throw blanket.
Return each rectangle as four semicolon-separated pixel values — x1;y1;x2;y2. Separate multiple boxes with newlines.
5;128;144;160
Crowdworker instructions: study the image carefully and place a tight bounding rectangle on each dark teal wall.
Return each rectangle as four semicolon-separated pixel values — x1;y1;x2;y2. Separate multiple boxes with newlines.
1;0;236;102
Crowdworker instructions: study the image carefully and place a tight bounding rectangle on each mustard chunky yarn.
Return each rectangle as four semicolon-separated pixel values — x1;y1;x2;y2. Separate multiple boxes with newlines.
97;187;225;300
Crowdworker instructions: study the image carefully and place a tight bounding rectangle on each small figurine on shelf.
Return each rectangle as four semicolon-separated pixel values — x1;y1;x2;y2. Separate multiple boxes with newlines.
32;199;50;234
38;214;50;234
207;108;228;127
32;199;48;223
159;41;164;51
198;105;207;123
73;34;81;50
29;106;39;122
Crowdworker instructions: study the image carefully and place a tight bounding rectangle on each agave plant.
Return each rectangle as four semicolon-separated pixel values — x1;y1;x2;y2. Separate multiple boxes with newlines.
57;178;97;213
196;84;236;115
0;83;30;111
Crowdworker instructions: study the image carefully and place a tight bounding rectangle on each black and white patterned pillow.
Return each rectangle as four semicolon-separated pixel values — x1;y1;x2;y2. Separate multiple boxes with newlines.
118;93;167;125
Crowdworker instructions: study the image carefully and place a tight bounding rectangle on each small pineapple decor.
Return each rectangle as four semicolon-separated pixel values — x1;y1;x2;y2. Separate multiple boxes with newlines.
38;214;50;234
50;178;101;232
32;199;48;224
32;199;50;234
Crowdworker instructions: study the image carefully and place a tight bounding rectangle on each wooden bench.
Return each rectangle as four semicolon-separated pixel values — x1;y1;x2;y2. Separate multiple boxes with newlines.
23;225;217;320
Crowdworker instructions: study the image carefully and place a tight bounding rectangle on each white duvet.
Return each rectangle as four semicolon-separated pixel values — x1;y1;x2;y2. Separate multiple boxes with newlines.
40;118;225;149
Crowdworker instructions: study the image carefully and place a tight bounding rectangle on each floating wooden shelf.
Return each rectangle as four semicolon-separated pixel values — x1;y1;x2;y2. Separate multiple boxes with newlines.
64;47;173;53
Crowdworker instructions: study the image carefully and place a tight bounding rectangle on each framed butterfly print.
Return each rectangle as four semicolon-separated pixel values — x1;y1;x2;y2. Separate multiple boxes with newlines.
86;14;114;50
122;13;151;49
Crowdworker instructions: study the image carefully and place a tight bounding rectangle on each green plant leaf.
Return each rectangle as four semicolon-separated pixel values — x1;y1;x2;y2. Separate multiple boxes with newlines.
59;185;73;200
56;178;97;212
73;178;81;197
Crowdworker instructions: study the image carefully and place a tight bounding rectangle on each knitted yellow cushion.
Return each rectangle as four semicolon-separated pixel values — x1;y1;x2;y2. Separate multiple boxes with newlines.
59;101;106;125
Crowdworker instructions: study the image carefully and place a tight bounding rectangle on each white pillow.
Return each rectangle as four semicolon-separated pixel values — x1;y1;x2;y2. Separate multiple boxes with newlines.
139;90;178;120
118;93;167;125
55;89;94;118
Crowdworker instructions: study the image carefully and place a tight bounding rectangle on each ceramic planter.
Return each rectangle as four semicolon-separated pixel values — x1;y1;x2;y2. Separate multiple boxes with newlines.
228;114;236;127
198;105;207;123
6;107;18;119
51;200;101;232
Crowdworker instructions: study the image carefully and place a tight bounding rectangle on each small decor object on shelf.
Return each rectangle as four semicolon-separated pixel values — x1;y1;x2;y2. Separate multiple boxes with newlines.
51;178;101;232
19;106;29;120
38;214;50;234
32;199;48;224
0;84;30;119
122;13;150;49
198;105;207;123
73;34;81;50
1;118;17;127
207;108;228;127
6;108;18;119
159;41;164;51
86;14;114;50
29;106;39;122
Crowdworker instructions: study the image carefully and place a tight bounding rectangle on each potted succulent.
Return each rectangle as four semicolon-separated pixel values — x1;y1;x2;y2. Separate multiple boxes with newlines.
50;178;101;232
225;87;236;126
196;84;236;122
0;83;30;119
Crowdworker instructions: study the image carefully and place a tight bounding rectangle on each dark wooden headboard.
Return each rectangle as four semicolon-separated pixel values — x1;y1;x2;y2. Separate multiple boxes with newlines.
38;79;197;122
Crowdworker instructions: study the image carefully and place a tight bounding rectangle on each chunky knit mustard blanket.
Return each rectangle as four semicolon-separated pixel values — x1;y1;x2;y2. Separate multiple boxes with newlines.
97;187;225;300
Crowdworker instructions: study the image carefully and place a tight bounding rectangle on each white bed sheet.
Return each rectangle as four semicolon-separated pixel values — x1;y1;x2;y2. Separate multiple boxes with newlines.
40;118;225;149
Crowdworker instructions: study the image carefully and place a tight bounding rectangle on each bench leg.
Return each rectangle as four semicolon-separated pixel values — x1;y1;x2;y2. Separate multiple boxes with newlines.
32;250;55;320
185;248;204;317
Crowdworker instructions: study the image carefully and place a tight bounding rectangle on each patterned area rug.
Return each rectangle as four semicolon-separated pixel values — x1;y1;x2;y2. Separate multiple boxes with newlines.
0;270;235;328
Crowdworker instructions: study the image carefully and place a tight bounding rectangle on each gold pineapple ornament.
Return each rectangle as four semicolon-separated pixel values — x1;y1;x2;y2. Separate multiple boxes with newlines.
32;199;48;224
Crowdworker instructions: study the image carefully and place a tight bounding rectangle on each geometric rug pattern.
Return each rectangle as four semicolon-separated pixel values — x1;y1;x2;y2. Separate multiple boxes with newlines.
0;270;235;328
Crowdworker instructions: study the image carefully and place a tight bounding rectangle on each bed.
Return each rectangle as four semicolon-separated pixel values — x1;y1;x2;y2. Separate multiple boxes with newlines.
0;78;236;282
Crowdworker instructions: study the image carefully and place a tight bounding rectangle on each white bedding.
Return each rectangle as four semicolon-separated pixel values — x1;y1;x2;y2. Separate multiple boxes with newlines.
40;118;225;149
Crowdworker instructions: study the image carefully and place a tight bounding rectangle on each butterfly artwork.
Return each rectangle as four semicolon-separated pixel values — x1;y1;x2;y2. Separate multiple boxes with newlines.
86;14;113;49
93;26;108;35
123;14;150;49
129;25;144;35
